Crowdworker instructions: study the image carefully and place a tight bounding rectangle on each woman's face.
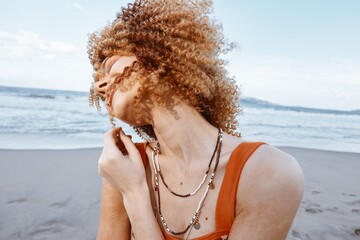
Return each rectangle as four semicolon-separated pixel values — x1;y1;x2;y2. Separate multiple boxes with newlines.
95;55;141;124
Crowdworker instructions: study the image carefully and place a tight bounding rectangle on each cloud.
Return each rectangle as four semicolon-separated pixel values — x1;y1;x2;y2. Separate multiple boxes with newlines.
67;2;84;12
0;30;81;61
225;53;360;110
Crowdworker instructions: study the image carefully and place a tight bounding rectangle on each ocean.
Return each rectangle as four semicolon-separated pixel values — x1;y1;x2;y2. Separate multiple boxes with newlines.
1;85;359;153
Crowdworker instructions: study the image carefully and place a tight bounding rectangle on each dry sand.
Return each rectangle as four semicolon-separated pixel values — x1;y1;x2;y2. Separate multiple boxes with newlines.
281;147;360;240
0;148;102;240
0;146;359;240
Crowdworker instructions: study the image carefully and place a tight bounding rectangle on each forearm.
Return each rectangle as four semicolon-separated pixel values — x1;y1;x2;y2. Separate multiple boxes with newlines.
123;184;164;240
97;178;131;240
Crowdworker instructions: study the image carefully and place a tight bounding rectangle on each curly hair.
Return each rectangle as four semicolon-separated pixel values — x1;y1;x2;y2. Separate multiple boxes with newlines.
88;0;242;140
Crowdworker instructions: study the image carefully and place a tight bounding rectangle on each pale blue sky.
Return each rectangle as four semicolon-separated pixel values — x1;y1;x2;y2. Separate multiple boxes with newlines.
0;0;359;110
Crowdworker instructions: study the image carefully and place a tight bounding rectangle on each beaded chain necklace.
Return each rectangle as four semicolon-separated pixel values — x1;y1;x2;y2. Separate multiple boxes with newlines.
155;129;221;198
151;128;223;236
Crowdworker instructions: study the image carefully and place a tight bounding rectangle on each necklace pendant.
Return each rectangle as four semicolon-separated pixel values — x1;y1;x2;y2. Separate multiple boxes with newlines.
209;182;215;189
194;220;201;230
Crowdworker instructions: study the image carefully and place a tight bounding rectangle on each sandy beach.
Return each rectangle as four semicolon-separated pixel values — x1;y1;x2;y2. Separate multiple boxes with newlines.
1;146;359;240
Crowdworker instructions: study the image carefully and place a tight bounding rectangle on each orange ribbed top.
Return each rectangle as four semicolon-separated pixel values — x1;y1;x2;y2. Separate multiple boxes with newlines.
135;141;266;240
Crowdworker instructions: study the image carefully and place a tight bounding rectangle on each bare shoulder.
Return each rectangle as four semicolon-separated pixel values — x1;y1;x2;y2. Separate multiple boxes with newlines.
222;134;304;205
237;143;304;207
229;143;304;239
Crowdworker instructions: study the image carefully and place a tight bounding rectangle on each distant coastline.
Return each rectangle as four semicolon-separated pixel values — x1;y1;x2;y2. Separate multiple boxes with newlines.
241;97;360;116
2;85;359;115
1;85;359;152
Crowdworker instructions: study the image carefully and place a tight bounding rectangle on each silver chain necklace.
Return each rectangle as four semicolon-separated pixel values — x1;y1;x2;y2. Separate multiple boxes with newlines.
154;129;221;197
151;129;223;236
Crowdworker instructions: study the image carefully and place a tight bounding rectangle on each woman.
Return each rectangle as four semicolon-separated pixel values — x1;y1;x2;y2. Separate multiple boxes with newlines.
88;0;304;239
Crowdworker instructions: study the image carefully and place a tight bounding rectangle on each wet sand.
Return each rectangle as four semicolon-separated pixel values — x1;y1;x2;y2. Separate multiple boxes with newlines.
0;146;359;240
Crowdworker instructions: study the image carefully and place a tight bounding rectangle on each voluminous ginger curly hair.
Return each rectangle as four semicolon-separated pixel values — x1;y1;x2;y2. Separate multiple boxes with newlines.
88;0;242;140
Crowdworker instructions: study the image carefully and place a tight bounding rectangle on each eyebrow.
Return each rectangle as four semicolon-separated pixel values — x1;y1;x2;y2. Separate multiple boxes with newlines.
100;56;111;73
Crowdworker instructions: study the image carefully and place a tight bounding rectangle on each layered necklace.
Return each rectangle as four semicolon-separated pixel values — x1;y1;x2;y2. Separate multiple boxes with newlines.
151;128;223;236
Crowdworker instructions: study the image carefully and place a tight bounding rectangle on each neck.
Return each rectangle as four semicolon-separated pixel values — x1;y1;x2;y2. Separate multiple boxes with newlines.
150;102;219;171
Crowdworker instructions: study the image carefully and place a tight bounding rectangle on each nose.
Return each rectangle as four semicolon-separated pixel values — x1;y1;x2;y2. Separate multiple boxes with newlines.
94;77;110;99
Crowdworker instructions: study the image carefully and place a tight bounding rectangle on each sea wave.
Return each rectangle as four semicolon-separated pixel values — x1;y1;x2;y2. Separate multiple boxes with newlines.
1;85;359;151
0;128;106;134
0;104;107;116
24;94;56;99
242;122;360;131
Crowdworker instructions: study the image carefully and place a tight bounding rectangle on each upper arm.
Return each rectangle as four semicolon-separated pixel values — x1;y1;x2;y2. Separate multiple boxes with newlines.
228;145;304;240
97;178;131;240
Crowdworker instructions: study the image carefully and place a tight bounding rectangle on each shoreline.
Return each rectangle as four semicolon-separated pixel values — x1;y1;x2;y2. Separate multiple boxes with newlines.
1;144;360;154
1;146;360;239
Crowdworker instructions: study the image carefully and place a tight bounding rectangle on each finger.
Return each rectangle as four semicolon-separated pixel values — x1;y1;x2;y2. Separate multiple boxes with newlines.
104;127;121;144
104;127;124;153
105;127;133;156
112;128;128;155
106;127;132;141
118;130;141;162
112;128;133;141
116;138;128;156
116;129;134;156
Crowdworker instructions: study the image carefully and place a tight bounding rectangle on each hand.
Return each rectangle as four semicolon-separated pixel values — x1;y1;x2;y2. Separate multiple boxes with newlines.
98;127;147;195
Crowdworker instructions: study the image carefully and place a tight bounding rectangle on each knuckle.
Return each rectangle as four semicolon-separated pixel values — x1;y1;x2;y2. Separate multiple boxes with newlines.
98;158;109;170
98;158;107;166
97;165;104;175
98;156;117;169
98;157;115;175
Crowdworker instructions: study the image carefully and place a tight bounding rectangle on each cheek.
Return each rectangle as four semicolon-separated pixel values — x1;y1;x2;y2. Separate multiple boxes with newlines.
110;90;127;117
110;84;140;119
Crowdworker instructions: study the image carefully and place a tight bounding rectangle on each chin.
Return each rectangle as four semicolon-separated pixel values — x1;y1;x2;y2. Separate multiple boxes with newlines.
112;109;144;126
113;111;133;124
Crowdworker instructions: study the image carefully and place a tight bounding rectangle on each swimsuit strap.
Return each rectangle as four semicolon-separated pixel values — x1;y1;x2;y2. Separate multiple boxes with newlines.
135;141;267;235
215;141;267;230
